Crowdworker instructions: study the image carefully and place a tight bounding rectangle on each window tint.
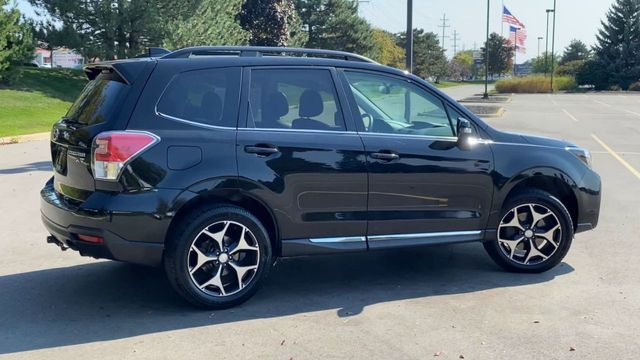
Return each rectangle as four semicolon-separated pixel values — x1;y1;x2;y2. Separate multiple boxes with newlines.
66;72;128;125
157;67;241;127
249;69;345;131
344;71;455;137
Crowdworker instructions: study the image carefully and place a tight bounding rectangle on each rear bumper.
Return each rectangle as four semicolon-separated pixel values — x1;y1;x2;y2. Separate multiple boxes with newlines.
40;178;181;266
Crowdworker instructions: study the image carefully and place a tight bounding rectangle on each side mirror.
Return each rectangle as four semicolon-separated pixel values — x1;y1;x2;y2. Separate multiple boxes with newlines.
456;118;474;149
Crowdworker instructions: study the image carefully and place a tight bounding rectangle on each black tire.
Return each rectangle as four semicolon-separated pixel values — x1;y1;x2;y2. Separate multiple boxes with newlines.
483;190;574;273
164;205;272;309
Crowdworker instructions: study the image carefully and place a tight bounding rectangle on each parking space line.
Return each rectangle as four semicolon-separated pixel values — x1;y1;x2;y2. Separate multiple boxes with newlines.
591;134;640;180
625;109;640;117
593;99;612;107
592;151;640;155
562;109;579;122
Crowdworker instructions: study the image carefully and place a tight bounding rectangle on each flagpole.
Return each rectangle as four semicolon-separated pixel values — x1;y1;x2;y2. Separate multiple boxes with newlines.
513;27;517;76
501;0;505;37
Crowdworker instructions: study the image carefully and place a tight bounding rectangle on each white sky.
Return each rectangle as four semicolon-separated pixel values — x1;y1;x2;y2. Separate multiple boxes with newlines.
15;0;615;62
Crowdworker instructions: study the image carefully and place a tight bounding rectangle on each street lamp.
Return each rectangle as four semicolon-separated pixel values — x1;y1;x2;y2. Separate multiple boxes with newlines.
483;0;490;99
550;0;557;92
545;9;554;76
538;37;543;58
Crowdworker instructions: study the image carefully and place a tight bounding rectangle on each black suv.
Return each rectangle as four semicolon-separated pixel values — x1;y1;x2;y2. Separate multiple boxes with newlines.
41;46;601;308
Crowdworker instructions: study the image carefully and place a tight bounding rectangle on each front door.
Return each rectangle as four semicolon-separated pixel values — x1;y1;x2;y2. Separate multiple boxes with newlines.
340;70;494;249
236;67;368;255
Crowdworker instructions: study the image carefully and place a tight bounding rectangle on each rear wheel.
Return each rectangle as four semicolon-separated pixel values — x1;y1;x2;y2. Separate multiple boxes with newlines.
164;206;272;309
484;190;574;273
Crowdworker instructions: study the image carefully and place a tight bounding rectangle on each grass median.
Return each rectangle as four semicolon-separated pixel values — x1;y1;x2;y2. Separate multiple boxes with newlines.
0;67;86;138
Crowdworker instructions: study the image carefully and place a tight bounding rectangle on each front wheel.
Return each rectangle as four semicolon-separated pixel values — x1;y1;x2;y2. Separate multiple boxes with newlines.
484;190;574;273
164;206;272;309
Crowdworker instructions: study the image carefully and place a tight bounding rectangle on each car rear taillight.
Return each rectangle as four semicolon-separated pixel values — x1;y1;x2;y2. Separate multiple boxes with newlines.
92;131;159;181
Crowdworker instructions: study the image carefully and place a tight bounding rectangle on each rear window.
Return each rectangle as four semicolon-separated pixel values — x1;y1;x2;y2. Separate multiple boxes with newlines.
156;67;241;128
66;72;129;125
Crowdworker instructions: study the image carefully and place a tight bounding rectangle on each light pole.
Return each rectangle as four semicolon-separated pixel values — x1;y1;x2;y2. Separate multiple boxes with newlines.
406;0;413;73
538;37;543;58
545;9;554;76
483;0;490;99
550;0;557;92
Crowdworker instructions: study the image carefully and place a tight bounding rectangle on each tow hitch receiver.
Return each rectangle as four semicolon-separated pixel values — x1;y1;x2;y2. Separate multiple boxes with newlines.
47;235;68;251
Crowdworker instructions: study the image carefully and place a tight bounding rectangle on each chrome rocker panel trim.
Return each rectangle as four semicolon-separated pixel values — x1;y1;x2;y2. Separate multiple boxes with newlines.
281;231;483;257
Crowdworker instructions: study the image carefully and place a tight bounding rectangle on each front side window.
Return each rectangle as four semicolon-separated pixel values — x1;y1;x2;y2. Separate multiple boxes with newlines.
248;69;345;131
344;71;455;137
157;67;241;127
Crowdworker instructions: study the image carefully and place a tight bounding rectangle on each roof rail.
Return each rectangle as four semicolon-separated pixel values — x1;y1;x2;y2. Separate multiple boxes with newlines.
162;46;377;63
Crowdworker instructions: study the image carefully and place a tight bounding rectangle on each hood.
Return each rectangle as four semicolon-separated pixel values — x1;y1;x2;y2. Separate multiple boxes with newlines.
520;134;576;148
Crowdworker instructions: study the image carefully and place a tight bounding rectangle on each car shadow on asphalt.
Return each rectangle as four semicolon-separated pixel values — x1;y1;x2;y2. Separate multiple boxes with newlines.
0;242;573;354
0;161;51;175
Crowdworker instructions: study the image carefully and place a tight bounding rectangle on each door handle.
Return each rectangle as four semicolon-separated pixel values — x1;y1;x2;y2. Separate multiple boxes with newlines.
371;151;399;161
244;144;280;156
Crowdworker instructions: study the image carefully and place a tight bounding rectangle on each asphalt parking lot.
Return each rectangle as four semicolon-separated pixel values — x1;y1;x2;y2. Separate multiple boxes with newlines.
1;90;639;359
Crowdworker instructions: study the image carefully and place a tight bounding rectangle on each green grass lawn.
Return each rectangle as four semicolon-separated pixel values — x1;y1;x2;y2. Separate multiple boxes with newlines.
0;67;87;137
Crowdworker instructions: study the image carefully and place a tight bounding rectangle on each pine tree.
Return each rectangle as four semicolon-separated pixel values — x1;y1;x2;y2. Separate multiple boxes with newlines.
237;0;306;47
164;0;249;49
29;0;199;60
295;0;375;57
594;0;640;89
396;29;448;82
560;39;591;65
0;1;34;84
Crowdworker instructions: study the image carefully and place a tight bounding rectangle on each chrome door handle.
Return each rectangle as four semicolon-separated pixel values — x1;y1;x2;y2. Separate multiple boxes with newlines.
371;151;399;161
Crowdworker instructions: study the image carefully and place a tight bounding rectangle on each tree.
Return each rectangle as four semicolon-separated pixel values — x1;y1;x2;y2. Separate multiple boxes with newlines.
593;0;640;90
560;39;591;65
555;60;587;77
531;52;561;74
29;0;199;60
0;1;34;84
295;0;375;57
371;28;404;68
449;50;473;81
396;29;448;82
576;59;609;90
237;0;306;46
164;0;249;49
482;32;514;78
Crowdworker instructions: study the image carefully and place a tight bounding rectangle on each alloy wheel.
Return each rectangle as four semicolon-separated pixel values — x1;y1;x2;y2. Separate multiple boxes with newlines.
497;203;562;265
187;221;260;297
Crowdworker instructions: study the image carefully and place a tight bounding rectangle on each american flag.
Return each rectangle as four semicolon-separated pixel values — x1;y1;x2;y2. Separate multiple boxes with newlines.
509;26;527;54
502;6;525;28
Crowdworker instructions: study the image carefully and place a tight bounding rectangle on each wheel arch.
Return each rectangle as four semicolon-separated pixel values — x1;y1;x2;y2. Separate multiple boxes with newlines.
166;189;281;257
497;168;579;231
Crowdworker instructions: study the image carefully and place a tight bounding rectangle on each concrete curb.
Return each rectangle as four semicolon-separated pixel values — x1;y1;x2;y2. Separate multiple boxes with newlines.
0;132;50;146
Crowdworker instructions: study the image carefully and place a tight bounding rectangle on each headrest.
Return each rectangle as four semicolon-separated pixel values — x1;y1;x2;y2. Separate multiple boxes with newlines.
299;89;323;118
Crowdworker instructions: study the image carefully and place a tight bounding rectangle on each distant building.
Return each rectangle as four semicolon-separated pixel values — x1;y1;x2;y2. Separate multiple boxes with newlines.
31;48;84;69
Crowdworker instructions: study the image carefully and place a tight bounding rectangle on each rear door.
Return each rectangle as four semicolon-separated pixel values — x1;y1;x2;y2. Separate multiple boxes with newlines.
339;70;494;249
236;67;368;255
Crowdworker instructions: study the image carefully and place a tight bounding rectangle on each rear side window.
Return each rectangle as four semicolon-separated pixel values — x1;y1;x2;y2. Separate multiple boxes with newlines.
248;69;346;131
157;67;241;127
66;72;128;125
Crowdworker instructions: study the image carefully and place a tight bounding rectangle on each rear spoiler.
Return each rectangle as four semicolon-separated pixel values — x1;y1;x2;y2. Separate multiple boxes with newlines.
84;58;155;84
